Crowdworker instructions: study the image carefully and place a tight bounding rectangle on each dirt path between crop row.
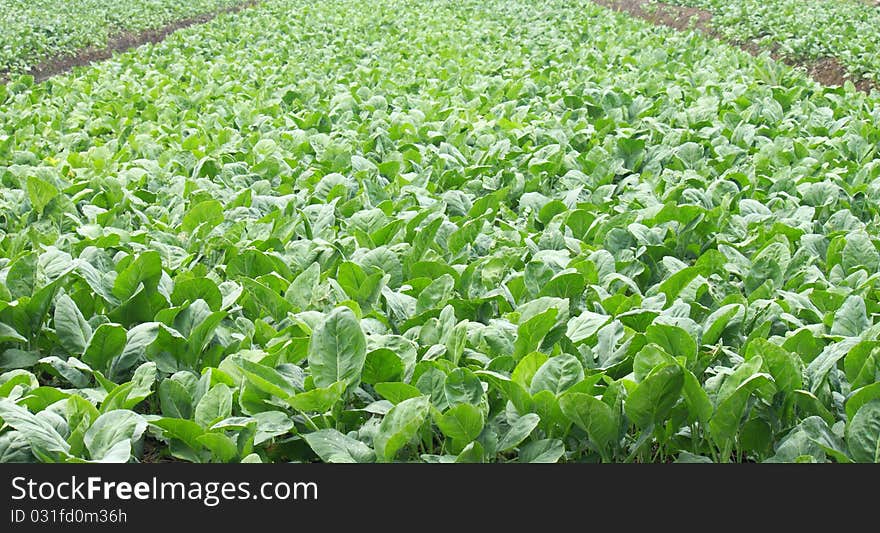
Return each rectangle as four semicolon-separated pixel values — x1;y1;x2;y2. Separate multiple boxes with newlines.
0;0;260;85
591;0;878;94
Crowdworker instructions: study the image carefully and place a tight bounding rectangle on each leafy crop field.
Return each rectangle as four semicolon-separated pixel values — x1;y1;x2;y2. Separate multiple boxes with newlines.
0;0;246;74
661;0;880;84
1;0;880;463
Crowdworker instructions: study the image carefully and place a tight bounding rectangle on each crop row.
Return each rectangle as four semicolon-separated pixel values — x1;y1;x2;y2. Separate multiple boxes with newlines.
660;0;880;84
0;0;247;74
1;0;880;462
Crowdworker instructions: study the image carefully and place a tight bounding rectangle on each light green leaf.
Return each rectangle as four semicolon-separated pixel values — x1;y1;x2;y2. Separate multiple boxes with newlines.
194;384;233;428
286;381;345;412
303;429;375;463
831;295;869;337
434;403;484;442
847;400;880;463
374;395;429;462
530;354;584;396
307;307;367;389
625;364;684;429
53;294;91;354
84;410;146;462
519;438;565;463
559;392;618;455
566;310;610;344
497;413;541;452
82;323;126;372
26;175;58;216
181;199;224;234
0;399;70;459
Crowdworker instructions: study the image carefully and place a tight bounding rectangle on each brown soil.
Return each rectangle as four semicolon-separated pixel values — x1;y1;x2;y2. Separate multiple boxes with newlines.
0;0;259;84
805;56;869;90
592;0;878;94
594;0;714;32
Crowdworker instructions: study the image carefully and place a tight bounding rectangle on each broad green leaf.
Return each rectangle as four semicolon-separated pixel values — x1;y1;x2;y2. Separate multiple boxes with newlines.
194;384;233;428
124;362;157;409
675;452;714;463
362;349;404;384
475;370;533;414
530;354;584;396
181;199;224;234
53;294;91;354
196;433;238;463
847;383;880;422
702;304;743;346
497;413;541;452
434;403;484;442
831;295;869;337
844;342;880;390
681;367;713;425
303;429;375;463
113;251;162;301
172;277;223;311
26;175;58;216
444;368;483;406
806;338;859;393
531;390;568;429
37;355;90;388
240;277;292;321
513;308;557;360
511;352;548;389
84;410;146;462
0;323;27;344
252;411;294;445
745;338;803;393
625;364;684;429
710;374;776;446
846;400;880;463
798;417;851;463
0;349;39;370
109;322;164;378
559;392;618;455
285;263;321;309
374;382;422;404
454;441;484;463
150;417;205;451
519;438;565;463
566;310;610;344
286;381;345;412
0;399;70;459
842;231;880;274
0;431;33;462
374;395;430;462
82;323;126;372
307;307;367;389
633;344;674;382
416;274;455;314
159;378;194;419
237;359;298;400
646;323;697;363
